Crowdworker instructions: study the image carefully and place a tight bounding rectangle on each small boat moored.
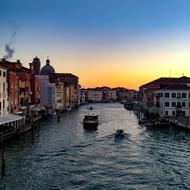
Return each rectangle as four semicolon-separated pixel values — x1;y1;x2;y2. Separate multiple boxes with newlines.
83;114;98;129
48;109;56;115
115;129;125;138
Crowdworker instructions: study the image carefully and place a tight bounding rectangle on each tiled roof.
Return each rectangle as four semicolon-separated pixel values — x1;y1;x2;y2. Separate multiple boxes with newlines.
157;84;190;90
140;76;190;89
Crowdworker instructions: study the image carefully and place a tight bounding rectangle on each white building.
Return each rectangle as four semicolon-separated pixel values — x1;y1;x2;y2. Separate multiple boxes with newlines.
108;90;117;101
87;90;103;102
36;75;56;109
0;66;8;116
154;84;190;117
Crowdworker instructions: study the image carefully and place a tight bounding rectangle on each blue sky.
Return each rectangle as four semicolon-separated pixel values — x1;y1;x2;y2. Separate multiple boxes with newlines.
1;0;190;88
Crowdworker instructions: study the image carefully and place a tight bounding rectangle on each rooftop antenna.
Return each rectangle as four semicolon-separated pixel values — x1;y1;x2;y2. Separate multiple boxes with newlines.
182;73;185;77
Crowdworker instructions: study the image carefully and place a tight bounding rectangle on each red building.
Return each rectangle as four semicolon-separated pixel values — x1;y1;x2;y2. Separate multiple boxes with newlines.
7;71;19;113
0;58;41;112
31;75;40;104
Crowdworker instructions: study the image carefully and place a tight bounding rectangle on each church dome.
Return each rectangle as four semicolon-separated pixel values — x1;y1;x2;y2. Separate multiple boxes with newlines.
40;59;55;74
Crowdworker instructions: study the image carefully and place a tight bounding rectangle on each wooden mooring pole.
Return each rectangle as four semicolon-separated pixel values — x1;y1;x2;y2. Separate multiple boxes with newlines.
57;109;61;122
1;146;5;177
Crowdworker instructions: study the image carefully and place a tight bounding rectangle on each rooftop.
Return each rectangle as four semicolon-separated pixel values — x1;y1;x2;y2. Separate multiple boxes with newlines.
140;76;190;89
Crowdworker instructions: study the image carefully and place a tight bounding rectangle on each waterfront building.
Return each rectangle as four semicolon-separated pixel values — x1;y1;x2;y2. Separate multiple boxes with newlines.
0;59;41;111
16;66;32;108
0;66;8;115
125;90;139;101
7;71;19;113
36;75;56;109
31;75;40;104
49;77;65;110
112;87;128;101
49;73;79;109
139;76;190;115
80;89;86;105
154;84;190;117
86;90;103;102
37;59;79;110
84;87;117;103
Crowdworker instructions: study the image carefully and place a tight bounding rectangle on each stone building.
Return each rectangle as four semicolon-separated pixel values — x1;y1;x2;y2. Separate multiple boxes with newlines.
0;66;8;115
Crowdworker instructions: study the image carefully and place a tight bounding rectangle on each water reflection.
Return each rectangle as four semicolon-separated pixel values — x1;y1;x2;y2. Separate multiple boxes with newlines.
1;103;190;190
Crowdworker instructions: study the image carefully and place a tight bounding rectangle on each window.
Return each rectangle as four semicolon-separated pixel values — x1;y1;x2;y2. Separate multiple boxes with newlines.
165;102;169;107
165;111;168;116
3;72;6;77
156;102;160;108
182;102;186;107
172;111;175;116
160;93;163;97
182;93;186;98
172;93;176;98
3;83;5;94
177;93;181;98
3;99;5;109
189;93;190;98
177;102;181;108
172;102;176;107
165;93;169;98
0;71;1;76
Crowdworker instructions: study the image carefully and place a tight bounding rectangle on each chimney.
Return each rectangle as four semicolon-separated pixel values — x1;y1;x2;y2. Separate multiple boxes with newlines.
17;60;20;63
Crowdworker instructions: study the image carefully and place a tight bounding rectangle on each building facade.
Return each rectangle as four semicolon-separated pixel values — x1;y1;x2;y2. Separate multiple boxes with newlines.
0;58;41;113
0;66;8;115
87;90;103;102
7;71;19;113
155;84;190;117
139;76;190;115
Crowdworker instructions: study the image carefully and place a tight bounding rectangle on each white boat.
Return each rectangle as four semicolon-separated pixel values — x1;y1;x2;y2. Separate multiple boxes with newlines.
83;114;98;129
66;107;72;111
48;109;56;115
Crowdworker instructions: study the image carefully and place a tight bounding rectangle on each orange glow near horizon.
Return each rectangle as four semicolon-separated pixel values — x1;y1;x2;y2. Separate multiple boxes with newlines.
18;34;190;90
53;42;190;90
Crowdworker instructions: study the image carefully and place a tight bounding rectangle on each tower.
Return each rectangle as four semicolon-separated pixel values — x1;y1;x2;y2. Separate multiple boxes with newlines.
30;56;41;75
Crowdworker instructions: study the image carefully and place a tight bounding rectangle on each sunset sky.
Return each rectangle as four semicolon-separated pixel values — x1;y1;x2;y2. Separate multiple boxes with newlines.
1;0;190;89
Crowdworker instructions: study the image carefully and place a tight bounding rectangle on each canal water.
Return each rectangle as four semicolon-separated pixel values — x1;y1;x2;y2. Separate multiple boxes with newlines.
1;103;190;190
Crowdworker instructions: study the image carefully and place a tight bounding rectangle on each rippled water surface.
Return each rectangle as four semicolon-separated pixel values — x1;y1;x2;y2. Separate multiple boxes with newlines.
1;103;190;190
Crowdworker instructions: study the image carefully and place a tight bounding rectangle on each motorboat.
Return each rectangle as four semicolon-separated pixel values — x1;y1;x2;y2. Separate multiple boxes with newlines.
115;129;125;138
83;114;98;129
89;106;93;110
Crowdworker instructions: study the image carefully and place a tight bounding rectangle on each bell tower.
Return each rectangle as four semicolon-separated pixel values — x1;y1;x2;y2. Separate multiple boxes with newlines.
30;56;41;75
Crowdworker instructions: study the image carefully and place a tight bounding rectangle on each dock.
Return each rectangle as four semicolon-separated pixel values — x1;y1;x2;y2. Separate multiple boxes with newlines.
0;114;25;142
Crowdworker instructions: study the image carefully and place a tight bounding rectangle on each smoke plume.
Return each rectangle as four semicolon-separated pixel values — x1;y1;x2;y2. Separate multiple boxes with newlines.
3;44;15;59
2;29;17;59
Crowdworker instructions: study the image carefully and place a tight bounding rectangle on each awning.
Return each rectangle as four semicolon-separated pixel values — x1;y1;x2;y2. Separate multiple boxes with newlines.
0;114;24;125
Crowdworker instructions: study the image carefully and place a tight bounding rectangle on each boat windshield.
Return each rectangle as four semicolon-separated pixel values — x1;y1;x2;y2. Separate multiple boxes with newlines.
85;116;98;120
117;130;124;133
